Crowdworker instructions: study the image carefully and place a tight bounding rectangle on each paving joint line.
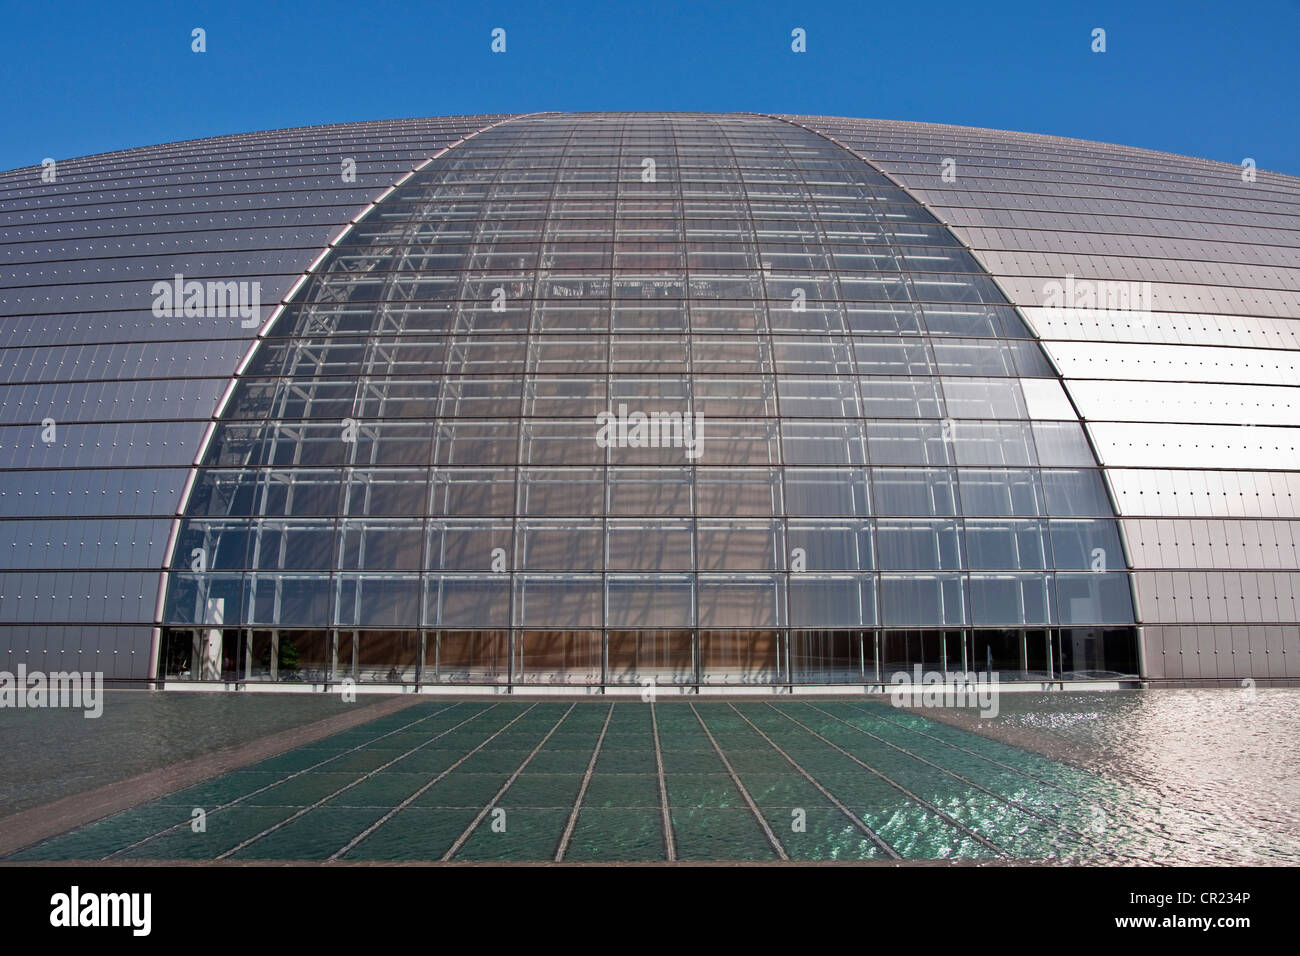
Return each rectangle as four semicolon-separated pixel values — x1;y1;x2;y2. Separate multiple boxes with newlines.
833;701;1152;865
650;702;678;862
102;701;471;860
802;702;1099;854
215;703;506;860
690;703;789;862
555;702;615;862
327;703;541;861
839;700;1131;817
727;702;900;860
766;702;1007;858
441;703;577;861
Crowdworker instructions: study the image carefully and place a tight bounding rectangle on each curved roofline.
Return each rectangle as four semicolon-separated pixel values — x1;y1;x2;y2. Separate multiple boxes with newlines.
7;111;1297;184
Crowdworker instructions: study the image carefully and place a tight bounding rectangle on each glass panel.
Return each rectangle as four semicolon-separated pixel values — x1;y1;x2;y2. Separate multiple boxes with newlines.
958;468;1045;517
428;520;513;571
517;520;604;571
790;630;869;683
879;574;967;627
249;574;331;627
696;520;782;570
699;631;779;683
696;574;783;628
1041;470;1112;517
970;575;1054;626
964;519;1049;571
606;630;694;684
335;575;422;628
428;575;510;628
606;575;694;628
1056;572;1136;625
435;630;508;682
516;630;602;684
788;574;876;627
786;520;873;571
784;468;869;516
514;574;603;628
352;630;420;682
273;630;331;683
338;520;424;571
876;520;962;570
1049;519;1125;571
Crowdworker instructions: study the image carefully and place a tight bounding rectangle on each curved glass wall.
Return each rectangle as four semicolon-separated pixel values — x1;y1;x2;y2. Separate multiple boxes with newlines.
160;114;1137;686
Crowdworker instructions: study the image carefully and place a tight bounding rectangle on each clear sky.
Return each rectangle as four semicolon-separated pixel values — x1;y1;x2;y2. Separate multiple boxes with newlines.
2;0;1298;175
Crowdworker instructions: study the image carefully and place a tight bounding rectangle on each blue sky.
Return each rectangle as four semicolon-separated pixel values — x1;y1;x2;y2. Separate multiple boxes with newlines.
2;0;1298;174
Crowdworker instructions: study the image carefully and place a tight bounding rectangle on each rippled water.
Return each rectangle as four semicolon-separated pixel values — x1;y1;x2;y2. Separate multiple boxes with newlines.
929;688;1300;864
5;689;1297;865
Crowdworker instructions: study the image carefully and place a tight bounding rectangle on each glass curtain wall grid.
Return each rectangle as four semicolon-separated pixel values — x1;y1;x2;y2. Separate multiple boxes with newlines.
159;114;1138;687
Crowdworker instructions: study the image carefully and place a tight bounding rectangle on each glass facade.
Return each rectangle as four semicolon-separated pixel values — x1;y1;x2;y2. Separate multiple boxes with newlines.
157;114;1136;685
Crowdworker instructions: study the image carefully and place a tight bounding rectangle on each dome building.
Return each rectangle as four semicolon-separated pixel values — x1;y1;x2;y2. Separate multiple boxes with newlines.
2;112;1296;690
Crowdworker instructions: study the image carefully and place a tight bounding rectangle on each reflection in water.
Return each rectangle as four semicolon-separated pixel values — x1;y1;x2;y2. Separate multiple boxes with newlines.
929;689;1300;864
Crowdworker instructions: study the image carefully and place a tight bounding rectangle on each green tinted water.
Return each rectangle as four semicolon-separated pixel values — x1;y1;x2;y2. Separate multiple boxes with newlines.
7;691;1298;864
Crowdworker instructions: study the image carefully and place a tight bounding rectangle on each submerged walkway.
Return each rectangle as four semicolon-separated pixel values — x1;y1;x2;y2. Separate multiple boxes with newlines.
6;699;1142;863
